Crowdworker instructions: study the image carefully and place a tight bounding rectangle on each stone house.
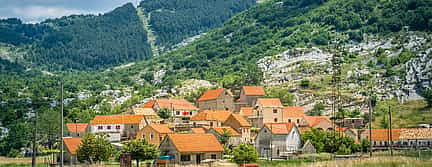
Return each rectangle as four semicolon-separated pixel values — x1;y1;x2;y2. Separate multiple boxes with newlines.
254;98;284;128
207;127;242;147
223;113;252;143
190;110;232;128
63;137;82;165
196;88;235;111
136;124;173;146
143;99;198;124
282;106;307;126
342;118;365;129
255;122;302;158
304;116;333;130
66;123;88;137
362;128;432;149
159;134;224;165
239;107;257;127
235;86;266;112
89;114;146;142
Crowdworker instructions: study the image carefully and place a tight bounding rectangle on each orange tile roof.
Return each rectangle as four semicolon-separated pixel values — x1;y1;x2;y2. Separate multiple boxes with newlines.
190;110;232;122
399;128;432;140
167;134;224;152
230;114;251;127
90;114;144;125
243;86;265;96
257;98;283;107
197;88;225;101
132;108;158;116
143;100;156;108
212;127;240;136
191;128;206;134
263;122;296;134
304;116;331;127
283;106;305;118
240;107;254;117
66;123;88;133
149;124;173;134
155;99;198;110
368;129;401;141
63;137;82;154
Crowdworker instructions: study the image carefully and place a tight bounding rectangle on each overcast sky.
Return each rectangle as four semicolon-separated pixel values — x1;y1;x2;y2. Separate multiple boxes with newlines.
0;0;139;23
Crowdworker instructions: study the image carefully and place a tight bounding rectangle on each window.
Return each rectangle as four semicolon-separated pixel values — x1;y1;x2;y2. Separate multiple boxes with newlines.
98;126;103;130
211;154;217;159
352;120;355;123
142;134;146;139
274;118;278;122
210;122;214;127
273;109;278;113
296;119;300;124
288;119;291;123
181;155;191;161
116;125;121;129
107;126;111;130
150;133;154;140
189;112;192;115
176;111;180;115
131;125;134;129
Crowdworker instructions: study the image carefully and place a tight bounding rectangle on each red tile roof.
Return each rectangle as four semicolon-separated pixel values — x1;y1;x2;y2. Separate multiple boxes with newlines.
143;100;156;108
212;127;240;136
155;99;198;110
190;110;232;122
257;98;283;107
304;116;331;127
230;114;251;127
243;86;265;96
90;114;144;125
263;122;296;134
167;134;224;152
63;137;82;154
66;123;88;133
368;129;401;141
197;88;225;101
399;128;432;140
149;124;173;134
191;128;206;134
283;106;305;118
240;107;254;117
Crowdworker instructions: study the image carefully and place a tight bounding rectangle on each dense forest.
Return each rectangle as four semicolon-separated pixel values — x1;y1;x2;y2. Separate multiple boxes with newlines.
139;0;256;50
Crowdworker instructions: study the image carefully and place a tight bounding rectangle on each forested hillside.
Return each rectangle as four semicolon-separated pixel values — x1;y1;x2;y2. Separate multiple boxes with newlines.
139;0;256;51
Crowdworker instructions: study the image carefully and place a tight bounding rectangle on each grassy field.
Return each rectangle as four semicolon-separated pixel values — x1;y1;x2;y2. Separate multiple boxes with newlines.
373;100;432;128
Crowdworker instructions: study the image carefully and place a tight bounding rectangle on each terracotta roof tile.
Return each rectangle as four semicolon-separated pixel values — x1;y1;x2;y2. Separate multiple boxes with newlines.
257;98;283;107
66;123;88;133
143;100;156;108
304;116;331;127
154;99;198;110
212;127;240;136
190;110;232;122
198;88;225;101
368;129;401;141
263;122;295;134
149;124;173;134
399;128;432;140
167;134;224;152
240;107;254;117
90;114;144;125
191;128;206;134
230;114;251;127
63;137;82;154
243;86;265;96
132;108;158;116
283;106;305;118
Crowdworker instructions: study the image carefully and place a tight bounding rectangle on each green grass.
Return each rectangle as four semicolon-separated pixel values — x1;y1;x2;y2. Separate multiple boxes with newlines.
373;100;432;128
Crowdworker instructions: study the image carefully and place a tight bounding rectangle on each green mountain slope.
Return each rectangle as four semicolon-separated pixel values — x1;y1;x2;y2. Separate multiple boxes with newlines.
138;0;256;51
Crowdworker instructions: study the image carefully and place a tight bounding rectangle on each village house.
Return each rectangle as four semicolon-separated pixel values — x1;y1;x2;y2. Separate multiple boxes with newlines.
342;118;365;129
89;114;146;142
143;99;198;124
159;133;224;165
66;123;88;137
63;137;82;165
208;127;242;147
304;116;333;130
190;110;232;128
362;129;401;148
223;113;252;143
235;86;266;112
282;106;307;126
254;98;284;128
239;107;256;126
255;122;302;158
130;107;162;123
196;88;235;111
136;124;174;146
362;128;432;149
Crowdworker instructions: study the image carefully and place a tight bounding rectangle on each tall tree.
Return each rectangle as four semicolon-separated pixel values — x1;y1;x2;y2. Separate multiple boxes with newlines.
121;139;159;167
76;134;115;164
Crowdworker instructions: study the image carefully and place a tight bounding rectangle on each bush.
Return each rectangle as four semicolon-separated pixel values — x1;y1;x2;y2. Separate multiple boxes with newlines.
232;144;258;164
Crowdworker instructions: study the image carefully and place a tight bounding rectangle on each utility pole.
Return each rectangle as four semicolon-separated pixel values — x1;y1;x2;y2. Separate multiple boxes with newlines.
31;108;37;167
270;123;273;161
368;98;373;157
60;82;64;167
389;105;393;156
